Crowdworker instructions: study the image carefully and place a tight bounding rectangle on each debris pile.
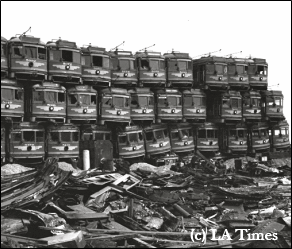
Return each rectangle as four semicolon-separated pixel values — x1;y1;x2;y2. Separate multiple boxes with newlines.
1;156;291;248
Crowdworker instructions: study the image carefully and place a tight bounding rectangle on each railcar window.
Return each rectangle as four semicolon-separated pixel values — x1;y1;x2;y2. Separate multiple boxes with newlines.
149;96;154;106
168;96;177;106
274;130;280;136
69;94;78;104
95;133;104;140
38;47;46;60
198;129;206;138
145;131;154;141
111;58;119;70
168;61;177;71
12;132;21;142
1;130;4;141
178;61;187;71
215;64;224;74
58;92;65;103
193;97;202;106
274;98;282;106
181;129;189;138
280;129;286;135
207;130;215;138
105;133;111;140
61;132;71;142
248;65;256;74
128;133;138;143
171;131;179;140
131;96;139;108
1;43;6;56
252;130;260;137
79;94;91;105
231;98;240;108
269;130;272;136
24;46;37;59
113;97;124;107
141;59;150;70
285;128;289;135
228;65;236;75
251;98;260;107
260;129;267;137
102;97;112;106
257;65;267;75
138;132;143;141
73;51;81;63
125;98;129;107
184;96;193;107
36;131;44;142
33;91;44;102
23;131;35;142
222;99;230;108
158;97;168;107
154;130;164;140
103;57;110;68
1;89;13;101
149;60;159;70
236;65;245;74
118;135;127;144
92;56;103;67
45;92;57;103
72;132;79;142
119;60;132;70
214;130;218;138
50;132;59;142
238;130;245;138
50;50;61;61
81;55;91;66
15;90;23;101
188;61;192;70
160;60;165;70
230;130;237;137
164;129;169;138
138;96;148;107
13;46;23;58
91;95;96;105
177;97;182;106
83;133;92;141
206;64;215;74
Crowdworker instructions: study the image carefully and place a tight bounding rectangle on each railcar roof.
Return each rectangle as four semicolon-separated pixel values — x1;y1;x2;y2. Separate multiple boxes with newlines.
163;52;191;60
9;35;45;46
193;56;227;64
46;39;79;49
135;51;164;59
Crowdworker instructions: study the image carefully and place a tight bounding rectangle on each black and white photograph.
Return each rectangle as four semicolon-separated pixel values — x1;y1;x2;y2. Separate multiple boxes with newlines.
1;1;291;248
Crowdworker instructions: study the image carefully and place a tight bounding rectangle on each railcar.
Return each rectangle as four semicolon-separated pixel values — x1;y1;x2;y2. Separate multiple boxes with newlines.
207;90;243;123
81;45;111;87
129;88;155;123
67;85;97;123
1;123;5;164
261;90;284;121
169;123;194;154
7;122;45;164
113;126;145;159
155;89;182;123
46;39;82;84
135;51;166;87
1;36;8;78
242;90;262;121
80;124;111;141
109;50;138;87
269;120;290;152
248;122;270;154
194;123;219;152
143;124;171;157
182;89;206;122
1;78;24;122
8;35;47;81
98;88;130;125
46;123;79;162
163;51;193;88
226;58;249;90
193;56;228;91
220;123;248;155
247;58;268;90
25;82;66;123
147;152;180;167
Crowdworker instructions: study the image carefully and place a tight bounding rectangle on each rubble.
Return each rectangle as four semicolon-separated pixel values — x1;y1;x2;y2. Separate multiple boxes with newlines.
1;155;291;248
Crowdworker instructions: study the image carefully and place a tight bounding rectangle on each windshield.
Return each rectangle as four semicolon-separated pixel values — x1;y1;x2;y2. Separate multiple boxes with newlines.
92;56;110;68
102;97;112;106
61;50;80;63
184;96;192;107
44;91;57;103
154;130;164;140
274;98;283;106
168;96;177;106
23;131;35;142
198;129;206;138
178;61;187;71
251;98;260;107
238;130;246;138
1;89;14;101
231;98;241;108
113;96;125;107
257;65;267;75
222;98;230;108
168;61;177;71
13;46;23;58
149;60;159;70
128;133;138;143
228;65;236;75
181;129;191;138
207;129;218;138
24;46;37;59
79;94;91;105
237;65;246;74
61;132;71;142
215;64;224;74
119;59;135;70
158;97;168;107
206;64;215;74
193;96;206;106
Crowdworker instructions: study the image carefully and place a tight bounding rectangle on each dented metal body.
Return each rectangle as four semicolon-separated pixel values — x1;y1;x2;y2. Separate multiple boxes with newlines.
1;78;24;122
193;56;228;91
135;51;166;87
1;36;8;78
164;52;193;88
25;82;66;123
46;39;82;84
67;85;97;123
8;35;47;82
81;45;111;87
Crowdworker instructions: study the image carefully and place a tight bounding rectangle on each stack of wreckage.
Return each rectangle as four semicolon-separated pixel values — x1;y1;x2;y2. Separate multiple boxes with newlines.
1;155;291;248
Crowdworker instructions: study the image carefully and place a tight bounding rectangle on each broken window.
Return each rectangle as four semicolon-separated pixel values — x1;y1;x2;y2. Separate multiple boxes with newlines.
171;131;179;140
72;132;79;142
154;130;164;140
257;65;267;75
33;91;44;102
79;95;91;105
14;90;23;101
145;131;153;141
12;132;21;142
111;58;119;70
164;129;168;138
181;129;189;138
62;50;72;62
13;46;23;58
1;89;14;101
177;97;182;106
45;91;57;103
125;98;129;107
23;131;35;142
69;94;78;105
251;98;260;107
138;132;143;141
198;129;206;138
61;132;71;142
24;46;37;59
83;133;92;141
274;98;282;106
92;56;103;67
128;133;138;143
140;59;149;70
148;96;154;106
58;92;65;103
118;135;127;144
36;131;44;142
38;47;46;60
222;98;230;108
131;96;139;108
91;95;96;105
206;64;215;74
102;97;112;106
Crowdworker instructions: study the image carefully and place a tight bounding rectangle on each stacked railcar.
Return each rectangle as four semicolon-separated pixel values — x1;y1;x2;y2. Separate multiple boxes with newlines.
7;122;45;164
67;85;97;124
81;45;111;87
1;123;5;164
1;37;8;78
135;51;166;87
8;35;47;82
46;39;82;84
1;33;290;165
163;51;193;88
25;82;66;123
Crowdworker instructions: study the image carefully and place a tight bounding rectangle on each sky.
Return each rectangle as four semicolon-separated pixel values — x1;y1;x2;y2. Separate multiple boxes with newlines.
1;1;291;139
